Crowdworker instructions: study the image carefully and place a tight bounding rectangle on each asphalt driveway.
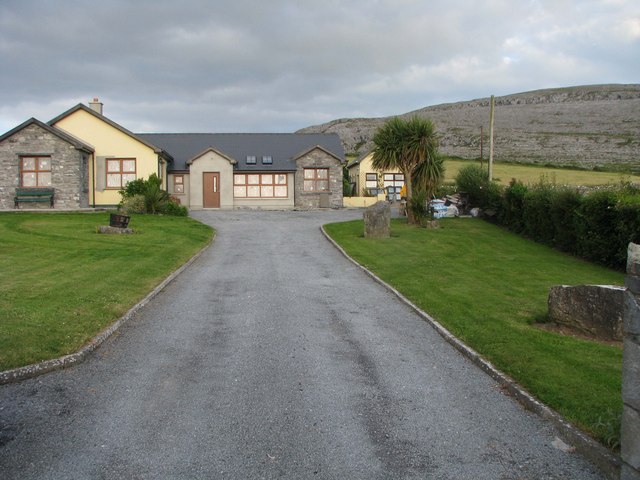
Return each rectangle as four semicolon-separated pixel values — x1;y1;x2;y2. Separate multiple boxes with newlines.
0;210;603;479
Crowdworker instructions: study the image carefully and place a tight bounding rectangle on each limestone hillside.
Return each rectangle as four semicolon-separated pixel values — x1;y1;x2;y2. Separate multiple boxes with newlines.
297;84;640;172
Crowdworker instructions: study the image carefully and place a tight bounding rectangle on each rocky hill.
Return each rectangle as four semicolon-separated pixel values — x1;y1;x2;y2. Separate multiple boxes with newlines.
297;84;640;171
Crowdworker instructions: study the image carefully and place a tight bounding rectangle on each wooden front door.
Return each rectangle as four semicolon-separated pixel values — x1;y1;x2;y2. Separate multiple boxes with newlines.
203;172;220;208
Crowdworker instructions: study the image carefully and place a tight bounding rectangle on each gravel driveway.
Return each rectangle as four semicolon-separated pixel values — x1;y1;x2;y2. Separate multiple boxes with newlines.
0;210;604;479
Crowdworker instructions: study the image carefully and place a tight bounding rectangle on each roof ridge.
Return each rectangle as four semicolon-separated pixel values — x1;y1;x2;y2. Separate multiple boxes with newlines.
138;132;337;136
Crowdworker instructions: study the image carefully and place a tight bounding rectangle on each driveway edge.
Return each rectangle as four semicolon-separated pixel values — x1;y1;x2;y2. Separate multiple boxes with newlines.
0;234;215;386
320;225;620;480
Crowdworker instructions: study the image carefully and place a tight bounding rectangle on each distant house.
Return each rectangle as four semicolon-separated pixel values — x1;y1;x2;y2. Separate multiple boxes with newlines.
0;99;344;210
347;152;405;200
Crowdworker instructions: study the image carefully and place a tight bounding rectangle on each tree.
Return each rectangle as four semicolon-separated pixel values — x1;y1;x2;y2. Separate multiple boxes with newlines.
371;116;443;224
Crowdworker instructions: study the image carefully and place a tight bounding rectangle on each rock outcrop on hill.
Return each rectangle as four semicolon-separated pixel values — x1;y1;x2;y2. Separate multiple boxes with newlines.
297;84;640;171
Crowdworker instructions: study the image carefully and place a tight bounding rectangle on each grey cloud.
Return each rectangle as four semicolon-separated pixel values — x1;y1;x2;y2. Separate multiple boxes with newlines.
0;0;638;133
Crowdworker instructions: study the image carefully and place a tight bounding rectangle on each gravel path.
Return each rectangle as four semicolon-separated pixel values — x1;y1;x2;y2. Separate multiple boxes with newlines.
0;210;604;479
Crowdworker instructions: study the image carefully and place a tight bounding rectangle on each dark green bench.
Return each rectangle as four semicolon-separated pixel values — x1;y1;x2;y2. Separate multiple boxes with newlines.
14;188;55;208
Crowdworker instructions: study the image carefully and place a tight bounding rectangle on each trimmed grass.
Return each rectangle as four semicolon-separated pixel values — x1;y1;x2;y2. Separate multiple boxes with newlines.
0;212;213;371
444;158;640;186
324;218;624;447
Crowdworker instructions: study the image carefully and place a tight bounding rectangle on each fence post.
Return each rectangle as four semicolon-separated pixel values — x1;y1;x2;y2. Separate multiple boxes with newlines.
622;243;640;479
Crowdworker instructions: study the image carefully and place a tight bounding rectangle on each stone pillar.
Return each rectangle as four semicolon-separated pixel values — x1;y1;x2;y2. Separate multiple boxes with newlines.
363;201;390;238
622;243;640;480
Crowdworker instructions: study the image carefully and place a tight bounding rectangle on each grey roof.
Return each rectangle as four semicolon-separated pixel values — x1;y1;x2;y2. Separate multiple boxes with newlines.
0;117;94;153
347;150;373;169
136;133;344;172
49;104;173;162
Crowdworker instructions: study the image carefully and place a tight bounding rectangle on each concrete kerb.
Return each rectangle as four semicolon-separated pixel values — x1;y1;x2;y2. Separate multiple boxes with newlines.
320;225;621;480
0;234;215;386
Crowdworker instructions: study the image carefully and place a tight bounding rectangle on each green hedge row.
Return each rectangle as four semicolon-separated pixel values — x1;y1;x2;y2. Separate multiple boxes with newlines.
455;165;640;270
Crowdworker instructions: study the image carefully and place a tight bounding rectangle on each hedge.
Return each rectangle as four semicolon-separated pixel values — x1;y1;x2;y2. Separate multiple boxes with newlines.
455;166;640;270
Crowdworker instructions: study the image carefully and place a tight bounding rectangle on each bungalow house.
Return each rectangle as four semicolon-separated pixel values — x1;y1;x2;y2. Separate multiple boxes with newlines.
0;99;344;210
138;133;344;210
347;151;405;200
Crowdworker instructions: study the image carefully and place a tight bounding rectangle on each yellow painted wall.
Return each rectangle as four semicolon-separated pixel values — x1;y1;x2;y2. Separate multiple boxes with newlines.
348;153;403;197
53;109;162;206
343;193;387;208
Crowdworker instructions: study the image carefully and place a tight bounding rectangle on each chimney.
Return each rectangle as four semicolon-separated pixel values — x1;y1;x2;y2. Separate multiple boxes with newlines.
89;97;103;115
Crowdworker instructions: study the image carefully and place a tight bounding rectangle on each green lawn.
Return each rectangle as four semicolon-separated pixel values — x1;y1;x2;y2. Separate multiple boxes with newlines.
0;212;213;371
444;158;640;186
324;218;624;447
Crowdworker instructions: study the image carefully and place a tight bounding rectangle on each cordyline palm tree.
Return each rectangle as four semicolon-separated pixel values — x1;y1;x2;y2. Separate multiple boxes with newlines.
371;116;443;224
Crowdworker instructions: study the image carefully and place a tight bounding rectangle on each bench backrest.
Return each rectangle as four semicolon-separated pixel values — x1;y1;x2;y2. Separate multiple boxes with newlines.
15;188;55;197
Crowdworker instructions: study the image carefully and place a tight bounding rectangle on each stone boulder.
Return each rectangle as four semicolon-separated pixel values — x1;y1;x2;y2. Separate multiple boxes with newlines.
98;225;134;234
548;285;626;341
364;201;390;238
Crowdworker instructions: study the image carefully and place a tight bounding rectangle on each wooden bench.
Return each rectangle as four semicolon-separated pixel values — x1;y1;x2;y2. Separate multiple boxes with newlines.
14;188;55;208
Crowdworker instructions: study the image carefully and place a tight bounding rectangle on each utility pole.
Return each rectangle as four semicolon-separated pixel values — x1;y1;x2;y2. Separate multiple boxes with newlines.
480;126;483;169
489;95;495;181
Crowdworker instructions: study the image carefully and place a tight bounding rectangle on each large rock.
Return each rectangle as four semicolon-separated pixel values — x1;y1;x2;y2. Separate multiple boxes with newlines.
628;243;640;276
548;285;626;341
363;201;390;238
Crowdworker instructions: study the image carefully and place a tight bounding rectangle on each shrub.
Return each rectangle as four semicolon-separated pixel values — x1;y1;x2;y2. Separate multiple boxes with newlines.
142;175;170;214
161;200;188;217
501;179;528;233
483;181;504;218
120;194;146;214
523;183;555;244
119;178;146;198
119;173;170;214
455;164;489;207
575;190;620;267
549;188;582;253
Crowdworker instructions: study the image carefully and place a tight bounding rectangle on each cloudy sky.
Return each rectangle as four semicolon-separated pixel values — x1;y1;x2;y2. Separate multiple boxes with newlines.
0;0;638;134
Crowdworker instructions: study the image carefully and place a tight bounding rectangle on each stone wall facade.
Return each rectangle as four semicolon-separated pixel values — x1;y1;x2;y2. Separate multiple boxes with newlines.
622;243;640;480
0;123;90;210
294;147;343;209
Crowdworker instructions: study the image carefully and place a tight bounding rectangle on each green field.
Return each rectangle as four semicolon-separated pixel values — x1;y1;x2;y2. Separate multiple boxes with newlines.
443;158;639;186
324;217;624;448
0;212;213;371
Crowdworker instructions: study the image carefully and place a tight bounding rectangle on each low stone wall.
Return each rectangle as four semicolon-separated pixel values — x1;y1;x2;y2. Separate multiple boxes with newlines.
548;285;625;341
622;243;640;480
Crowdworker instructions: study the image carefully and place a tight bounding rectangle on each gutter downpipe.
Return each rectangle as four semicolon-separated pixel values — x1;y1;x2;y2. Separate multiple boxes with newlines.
92;154;96;208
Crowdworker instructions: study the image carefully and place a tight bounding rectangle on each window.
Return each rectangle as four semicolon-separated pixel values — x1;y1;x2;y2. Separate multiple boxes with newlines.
20;156;51;187
106;158;136;189
174;175;184;193
383;173;405;188
234;173;287;198
303;168;330;192
246;155;257;165
262;155;272;164
365;172;378;189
